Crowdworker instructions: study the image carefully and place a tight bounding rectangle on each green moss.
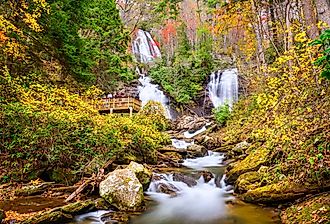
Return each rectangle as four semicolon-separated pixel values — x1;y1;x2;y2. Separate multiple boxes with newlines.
235;171;261;193
241;179;328;204
226;147;270;183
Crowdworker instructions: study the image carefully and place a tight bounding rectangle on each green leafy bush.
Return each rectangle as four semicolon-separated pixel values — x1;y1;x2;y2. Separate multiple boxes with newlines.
0;74;169;183
311;29;330;79
213;104;230;126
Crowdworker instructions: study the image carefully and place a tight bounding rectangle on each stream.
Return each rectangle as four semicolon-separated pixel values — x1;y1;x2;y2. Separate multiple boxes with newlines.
73;138;280;224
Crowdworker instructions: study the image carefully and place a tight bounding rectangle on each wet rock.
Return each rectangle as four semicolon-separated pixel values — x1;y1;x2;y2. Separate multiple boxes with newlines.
241;180;330;204
60;200;96;215
21;199;109;224
173;173;197;187
101;211;130;224
176;115;208;131
196;135;222;150
22;211;72;224
199;171;214;183
187;144;208;158
226;148;270;184
162;152;183;162
157;183;179;196
99;168;144;211
234;171;261;194
127;161;152;191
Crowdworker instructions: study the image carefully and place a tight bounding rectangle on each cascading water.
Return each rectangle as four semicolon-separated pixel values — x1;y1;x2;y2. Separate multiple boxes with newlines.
132;29;161;63
138;74;172;119
171;139;193;149
132;30;172;119
208;68;239;109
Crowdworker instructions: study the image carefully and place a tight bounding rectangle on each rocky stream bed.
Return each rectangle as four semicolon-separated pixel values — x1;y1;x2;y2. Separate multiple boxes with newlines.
0;115;328;224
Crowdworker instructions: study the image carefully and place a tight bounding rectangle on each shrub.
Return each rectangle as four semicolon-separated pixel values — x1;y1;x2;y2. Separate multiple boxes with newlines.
213;104;230;126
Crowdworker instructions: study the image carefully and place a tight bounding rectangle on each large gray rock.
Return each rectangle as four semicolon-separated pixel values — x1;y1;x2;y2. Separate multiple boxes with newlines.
187;144;208;158
173;173;197;187
99;169;144;211
127;161;152;191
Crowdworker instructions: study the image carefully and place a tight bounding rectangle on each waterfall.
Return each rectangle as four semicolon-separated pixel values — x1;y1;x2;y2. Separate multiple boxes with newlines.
208;68;239;109
132;29;161;63
138;73;172;119
133;30;172;119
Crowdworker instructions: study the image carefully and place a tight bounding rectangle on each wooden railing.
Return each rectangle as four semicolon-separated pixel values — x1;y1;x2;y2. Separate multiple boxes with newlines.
97;97;142;115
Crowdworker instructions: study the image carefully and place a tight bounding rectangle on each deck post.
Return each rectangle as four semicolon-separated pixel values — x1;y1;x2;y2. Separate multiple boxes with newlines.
129;107;133;117
110;108;113;114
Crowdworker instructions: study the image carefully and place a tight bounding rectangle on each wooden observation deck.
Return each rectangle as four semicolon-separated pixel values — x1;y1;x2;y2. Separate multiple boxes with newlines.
98;97;142;116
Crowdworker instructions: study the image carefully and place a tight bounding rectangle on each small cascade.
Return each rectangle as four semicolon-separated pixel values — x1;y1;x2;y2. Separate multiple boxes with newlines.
208;68;239;109
182;151;225;170
138;174;232;224
171;139;193;149
138;74;172;119
132;29;161;63
183;122;212;138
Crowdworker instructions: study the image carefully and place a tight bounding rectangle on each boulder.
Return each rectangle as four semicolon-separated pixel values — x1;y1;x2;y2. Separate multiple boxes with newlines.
226;147;270;184
187;144;208;158
127;162;152;191
199;171;214;183
234;171;261;194
99;169;144;211
22;199;110;224
176;115;208;131
173;173;197;187
241;180;330;204
198;135;222;150
232;141;251;154
157;183;179;196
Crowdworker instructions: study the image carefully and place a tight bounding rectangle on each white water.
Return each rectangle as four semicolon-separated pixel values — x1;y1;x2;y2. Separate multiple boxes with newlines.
183;122;212;138
138;74;172;118
208;68;239;109
74;210;109;224
144;175;229;223
171;139;193;149
132;29;161;63
182;151;225;170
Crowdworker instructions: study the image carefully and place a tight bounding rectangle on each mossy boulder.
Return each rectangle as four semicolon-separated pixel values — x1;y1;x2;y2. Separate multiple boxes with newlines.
281;193;330;224
127;161;152;191
187;144;208;158
163;152;183;162
22;199;109;224
241;179;328;204
22;211;72;224
235;171;261;194
226;147;270;184
99;168;144;211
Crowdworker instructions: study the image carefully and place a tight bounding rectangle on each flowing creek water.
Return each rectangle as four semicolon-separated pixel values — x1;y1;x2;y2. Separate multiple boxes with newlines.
73;137;280;224
70;30;279;224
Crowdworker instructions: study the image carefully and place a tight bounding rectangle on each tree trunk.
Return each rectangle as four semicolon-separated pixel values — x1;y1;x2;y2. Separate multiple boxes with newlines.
251;0;265;67
314;0;330;27
302;0;319;39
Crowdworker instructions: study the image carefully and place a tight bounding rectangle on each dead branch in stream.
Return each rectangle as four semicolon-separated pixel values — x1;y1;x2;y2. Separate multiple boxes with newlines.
64;158;115;203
